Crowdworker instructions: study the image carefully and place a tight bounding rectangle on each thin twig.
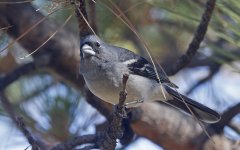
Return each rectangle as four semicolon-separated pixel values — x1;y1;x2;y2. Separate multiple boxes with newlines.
16;117;41;150
0;93;46;149
186;65;220;94
50;134;98;150
0;62;37;91
0;7;64;54
19;13;73;59
168;0;216;75
98;74;129;150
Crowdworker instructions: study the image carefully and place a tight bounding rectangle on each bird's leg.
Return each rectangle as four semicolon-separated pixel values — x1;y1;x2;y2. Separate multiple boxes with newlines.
124;99;144;108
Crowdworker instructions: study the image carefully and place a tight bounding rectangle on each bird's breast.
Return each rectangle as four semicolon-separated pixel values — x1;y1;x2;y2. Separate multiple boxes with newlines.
82;63;170;106
83;66;122;104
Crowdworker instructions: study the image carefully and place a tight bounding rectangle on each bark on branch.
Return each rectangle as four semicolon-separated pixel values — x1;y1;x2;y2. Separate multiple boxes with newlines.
73;0;92;38
168;0;216;75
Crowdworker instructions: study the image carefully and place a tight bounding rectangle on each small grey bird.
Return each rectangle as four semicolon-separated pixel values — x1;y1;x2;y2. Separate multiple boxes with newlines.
80;35;220;123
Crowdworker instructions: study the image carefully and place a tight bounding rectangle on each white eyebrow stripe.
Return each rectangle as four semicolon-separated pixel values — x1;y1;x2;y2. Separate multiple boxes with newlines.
123;59;138;65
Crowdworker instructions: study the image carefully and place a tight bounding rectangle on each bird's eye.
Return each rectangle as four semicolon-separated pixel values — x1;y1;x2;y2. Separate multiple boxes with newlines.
95;42;101;48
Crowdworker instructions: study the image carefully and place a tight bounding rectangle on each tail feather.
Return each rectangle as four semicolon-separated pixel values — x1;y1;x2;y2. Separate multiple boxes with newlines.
165;86;221;123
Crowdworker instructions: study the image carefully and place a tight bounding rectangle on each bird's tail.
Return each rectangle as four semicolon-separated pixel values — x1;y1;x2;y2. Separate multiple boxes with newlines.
165;86;221;123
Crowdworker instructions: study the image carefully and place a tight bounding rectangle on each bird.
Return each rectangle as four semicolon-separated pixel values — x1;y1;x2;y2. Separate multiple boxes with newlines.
79;35;221;123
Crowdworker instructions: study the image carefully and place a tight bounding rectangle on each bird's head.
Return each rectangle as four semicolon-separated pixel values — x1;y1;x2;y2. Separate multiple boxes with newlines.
80;35;102;58
80;35;118;60
80;35;118;73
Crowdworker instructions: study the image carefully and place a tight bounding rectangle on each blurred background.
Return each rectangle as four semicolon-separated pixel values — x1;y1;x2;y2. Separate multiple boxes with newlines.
0;0;239;149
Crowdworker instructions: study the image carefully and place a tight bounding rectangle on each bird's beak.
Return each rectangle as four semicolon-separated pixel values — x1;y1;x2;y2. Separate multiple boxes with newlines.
81;44;95;58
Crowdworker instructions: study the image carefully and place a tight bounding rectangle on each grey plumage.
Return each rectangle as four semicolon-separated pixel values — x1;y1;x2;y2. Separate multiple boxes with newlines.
80;35;221;123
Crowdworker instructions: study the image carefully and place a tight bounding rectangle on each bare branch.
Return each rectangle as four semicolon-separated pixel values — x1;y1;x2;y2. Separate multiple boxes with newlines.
186;64;220;94
0;92;46;150
210;102;240;134
0;62;37;91
88;0;98;33
98;74;129;150
192;102;240;148
168;0;216;75
74;0;92;38
16;117;41;150
51;134;97;150
228;122;240;135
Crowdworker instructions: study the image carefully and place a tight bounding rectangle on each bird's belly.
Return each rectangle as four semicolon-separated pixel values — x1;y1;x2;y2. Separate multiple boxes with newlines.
84;73;169;106
83;70;122;102
84;76;142;104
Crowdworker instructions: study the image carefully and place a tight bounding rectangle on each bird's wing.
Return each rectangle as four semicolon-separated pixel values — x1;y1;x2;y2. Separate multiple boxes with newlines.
117;48;178;88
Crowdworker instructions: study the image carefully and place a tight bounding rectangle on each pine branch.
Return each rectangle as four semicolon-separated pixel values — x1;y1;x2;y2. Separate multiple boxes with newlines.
168;0;216;75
